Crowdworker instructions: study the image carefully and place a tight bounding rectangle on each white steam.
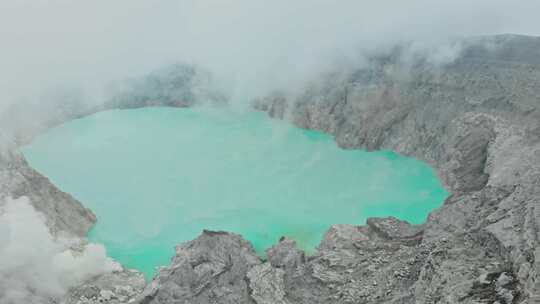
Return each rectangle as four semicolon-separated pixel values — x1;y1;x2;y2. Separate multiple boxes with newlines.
0;196;120;304
0;1;539;301
1;0;540;110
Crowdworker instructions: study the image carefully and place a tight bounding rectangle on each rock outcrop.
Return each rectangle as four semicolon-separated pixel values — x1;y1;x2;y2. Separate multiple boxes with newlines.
62;269;146;304
251;34;540;302
138;230;261;304
138;218;430;304
1;34;540;303
0;132;95;238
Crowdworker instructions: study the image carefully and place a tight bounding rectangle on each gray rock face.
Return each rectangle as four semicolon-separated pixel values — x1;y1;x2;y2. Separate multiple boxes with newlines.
0;132;95;237
138;230;261;304
247;263;288;304
251;34;540;303
366;217;423;241
62;269;146;304
137;220;428;304
266;237;305;270
2;34;540;303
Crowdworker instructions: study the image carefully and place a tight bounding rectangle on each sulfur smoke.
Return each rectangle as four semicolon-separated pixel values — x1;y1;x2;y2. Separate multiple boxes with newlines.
1;0;540;301
1;0;540;111
0;197;120;304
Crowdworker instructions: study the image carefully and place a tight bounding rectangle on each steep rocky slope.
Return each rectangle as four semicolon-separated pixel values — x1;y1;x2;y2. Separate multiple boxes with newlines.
249;34;540;302
136;34;540;303
0;132;95;238
1;34;539;303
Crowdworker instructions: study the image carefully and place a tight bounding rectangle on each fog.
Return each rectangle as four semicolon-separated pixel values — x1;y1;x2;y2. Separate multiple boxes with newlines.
0;196;120;304
1;1;540;301
1;0;540;111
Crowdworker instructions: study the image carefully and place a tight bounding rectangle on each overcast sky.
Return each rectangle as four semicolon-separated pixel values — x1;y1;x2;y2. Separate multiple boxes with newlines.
1;0;540;107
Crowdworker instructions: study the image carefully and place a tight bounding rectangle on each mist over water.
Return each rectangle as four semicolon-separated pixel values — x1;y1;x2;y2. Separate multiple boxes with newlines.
2;0;540;113
1;2;538;302
23;107;448;278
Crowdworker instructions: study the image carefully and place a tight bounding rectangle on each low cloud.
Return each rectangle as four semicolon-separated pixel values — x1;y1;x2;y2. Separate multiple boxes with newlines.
0;196;120;304
0;2;539;301
1;0;540;111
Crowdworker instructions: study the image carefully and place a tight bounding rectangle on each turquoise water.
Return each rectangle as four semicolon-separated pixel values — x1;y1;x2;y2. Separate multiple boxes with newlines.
22;107;448;279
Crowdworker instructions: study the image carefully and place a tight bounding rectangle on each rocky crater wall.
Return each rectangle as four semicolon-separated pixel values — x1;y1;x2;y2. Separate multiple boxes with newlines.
1;34;539;303
251;34;540;303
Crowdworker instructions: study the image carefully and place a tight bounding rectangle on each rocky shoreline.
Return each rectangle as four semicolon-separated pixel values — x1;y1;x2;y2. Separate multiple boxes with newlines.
1;34;539;303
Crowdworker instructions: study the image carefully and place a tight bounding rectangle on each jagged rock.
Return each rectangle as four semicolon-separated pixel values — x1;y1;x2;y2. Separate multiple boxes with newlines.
366;217;423;240
3;35;540;303
137;230;261;304
319;224;369;250
266;237;305;270
63;269;146;304
253;35;540;302
247;263;288;304
443;114;495;191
